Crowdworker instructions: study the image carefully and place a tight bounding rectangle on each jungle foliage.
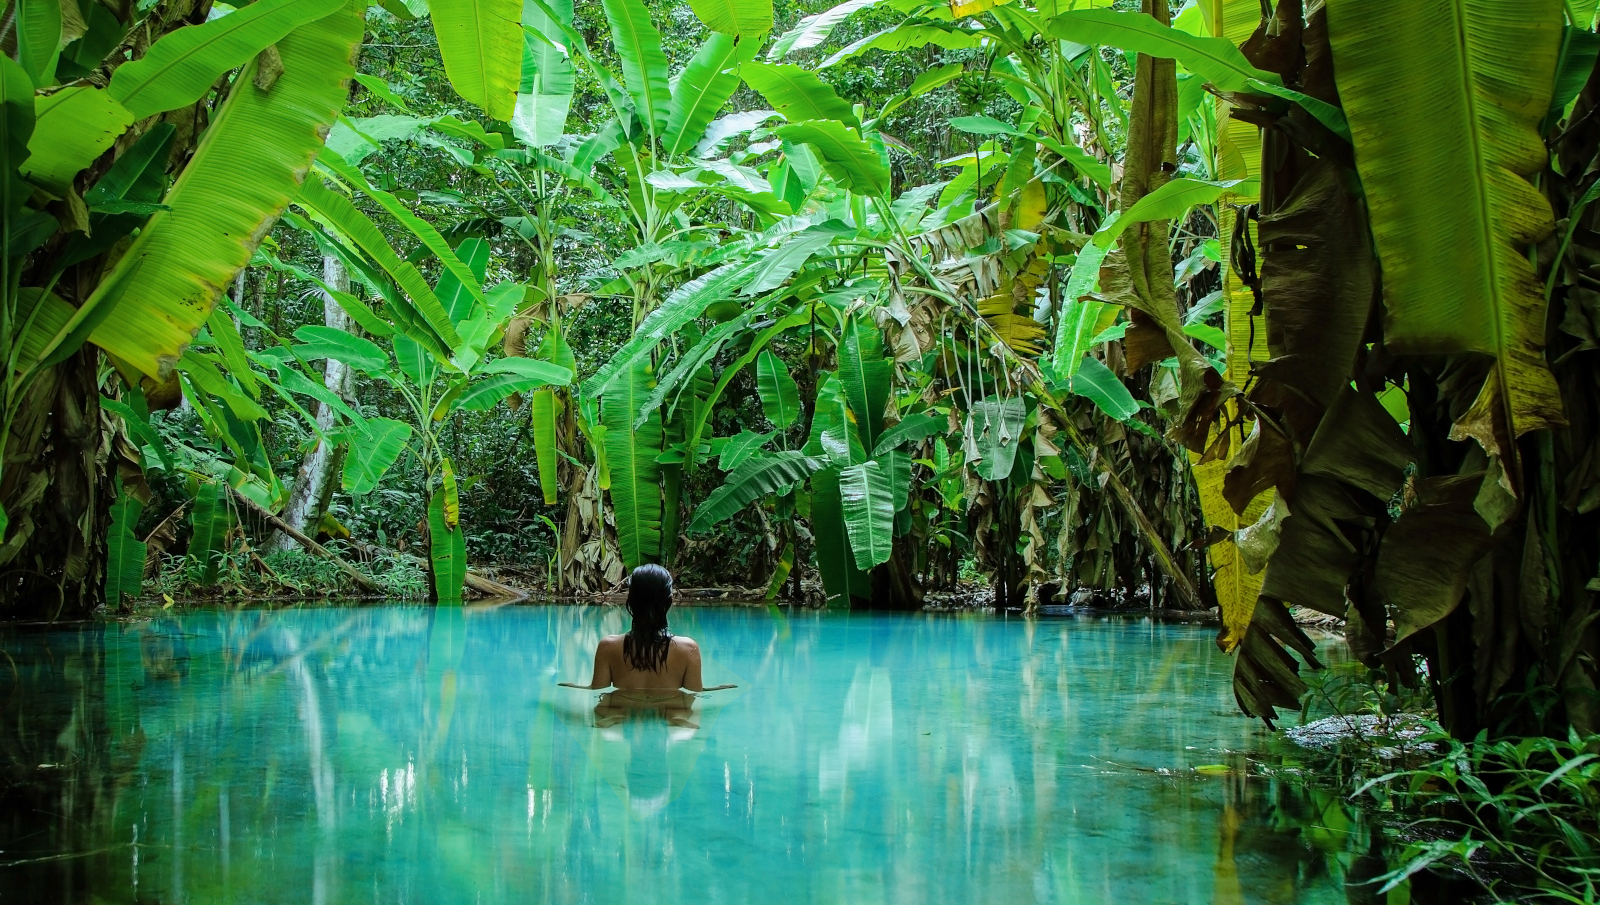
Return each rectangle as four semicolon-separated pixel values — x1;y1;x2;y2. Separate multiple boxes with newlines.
3;0;1599;745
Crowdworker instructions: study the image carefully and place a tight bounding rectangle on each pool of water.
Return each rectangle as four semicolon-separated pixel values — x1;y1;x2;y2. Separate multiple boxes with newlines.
0;605;1379;904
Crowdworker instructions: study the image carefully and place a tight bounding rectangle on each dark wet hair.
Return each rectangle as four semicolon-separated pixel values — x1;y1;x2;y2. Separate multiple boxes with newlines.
623;564;674;672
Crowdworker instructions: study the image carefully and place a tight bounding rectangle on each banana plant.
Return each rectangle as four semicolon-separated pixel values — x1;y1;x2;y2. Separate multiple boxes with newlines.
285;163;573;600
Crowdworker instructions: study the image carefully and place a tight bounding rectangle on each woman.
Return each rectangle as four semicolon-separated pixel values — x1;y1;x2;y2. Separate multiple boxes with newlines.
559;564;736;694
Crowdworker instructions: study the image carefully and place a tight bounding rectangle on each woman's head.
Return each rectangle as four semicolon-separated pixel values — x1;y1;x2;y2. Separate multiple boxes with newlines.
623;564;674;671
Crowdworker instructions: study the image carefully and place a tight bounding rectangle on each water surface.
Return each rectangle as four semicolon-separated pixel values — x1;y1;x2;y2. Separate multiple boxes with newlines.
1;605;1371;903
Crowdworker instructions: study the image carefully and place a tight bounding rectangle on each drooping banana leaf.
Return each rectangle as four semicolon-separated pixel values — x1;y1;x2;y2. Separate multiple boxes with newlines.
838;317;891;451
970;396;1026;482
513;0;575;147
293;324;392;374
1325;0;1567;449
766;0;884;60
839;459;894;570
1045;8;1280;92
343;417;414;494
82;0;365;379
14;0;59;85
872;411;942;456
771;121;888;196
810;464;870;607
662;31;759;159
686;0;772;37
718;429;775;472
108;0;344;120
580;261;754;396
688;451;825;531
529;388;560;505
21;87;132;194
188;480;230;585
1069;355;1139;421
739;63;860;129
428;491;468;601
106;479;146;606
601;0;672;138
756;349;800;429
1051;296;1119;377
603;357;663;569
431;0;523;120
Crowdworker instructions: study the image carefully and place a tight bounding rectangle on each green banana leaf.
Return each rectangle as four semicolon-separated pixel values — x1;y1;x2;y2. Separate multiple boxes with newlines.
580;261;754;396
188;481;230;585
15;0;58;85
686;0;772;37
739;63;861;129
1093;176;1254;249
428;491;468;601
22;88;132;193
756;349;800;429
809;464;870;607
838;318;891;452
603;357;663;569
662;32;759;159
83;0;365;379
743;229;835;296
971;396;1026;482
839;459;894;569
343;418;414;494
109;0;344;120
601;0;672;137
293;325;391;374
822;24;982;68
1045;8;1280;92
688;451;825;532
772;121;888;196
872;411;943;456
431;0;523;119
767;0;883;61
514;0;575;147
1325;0;1567;445
106;478;146;606
529;387;560;505
718;429;775;472
1070;355;1139;421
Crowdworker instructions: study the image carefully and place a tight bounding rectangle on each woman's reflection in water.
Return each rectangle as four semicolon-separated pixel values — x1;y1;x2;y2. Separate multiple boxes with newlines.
592;690;703;817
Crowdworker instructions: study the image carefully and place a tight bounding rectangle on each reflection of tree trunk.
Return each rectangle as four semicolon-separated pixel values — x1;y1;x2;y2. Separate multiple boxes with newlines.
268;257;353;554
0;346;118;618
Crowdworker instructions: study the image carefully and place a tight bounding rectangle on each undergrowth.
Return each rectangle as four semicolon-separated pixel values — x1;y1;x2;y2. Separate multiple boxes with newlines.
145;546;428;602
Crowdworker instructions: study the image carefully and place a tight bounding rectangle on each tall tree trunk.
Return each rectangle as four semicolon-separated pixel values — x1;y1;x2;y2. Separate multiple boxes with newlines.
266;257;353;554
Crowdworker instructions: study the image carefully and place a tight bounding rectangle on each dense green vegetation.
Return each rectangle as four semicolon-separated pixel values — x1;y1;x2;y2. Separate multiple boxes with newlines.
6;0;1600;889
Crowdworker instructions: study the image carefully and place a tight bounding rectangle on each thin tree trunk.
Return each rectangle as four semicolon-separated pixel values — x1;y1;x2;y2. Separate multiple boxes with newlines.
266;256;352;554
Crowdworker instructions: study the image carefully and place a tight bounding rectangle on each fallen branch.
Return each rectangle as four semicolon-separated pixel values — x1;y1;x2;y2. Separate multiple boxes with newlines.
226;487;379;593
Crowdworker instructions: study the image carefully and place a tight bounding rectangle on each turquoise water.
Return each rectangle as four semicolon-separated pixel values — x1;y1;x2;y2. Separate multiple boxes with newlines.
0;605;1371;904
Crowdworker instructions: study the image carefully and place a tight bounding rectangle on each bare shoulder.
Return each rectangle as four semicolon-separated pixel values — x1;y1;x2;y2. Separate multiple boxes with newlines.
671;636;700;654
598;634;625;650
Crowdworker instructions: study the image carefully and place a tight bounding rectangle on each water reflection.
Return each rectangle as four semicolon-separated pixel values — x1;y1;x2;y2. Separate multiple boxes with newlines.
2;606;1423;903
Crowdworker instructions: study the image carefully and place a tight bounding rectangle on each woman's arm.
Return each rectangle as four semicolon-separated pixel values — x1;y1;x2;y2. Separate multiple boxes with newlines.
679;639;735;692
558;639;614;689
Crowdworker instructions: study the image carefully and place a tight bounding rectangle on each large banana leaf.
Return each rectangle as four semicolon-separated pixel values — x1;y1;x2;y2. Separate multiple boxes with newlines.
686;0;772;37
767;0;883;60
343;417;413;494
83;0;364;379
603;357;663;569
580;262;754;396
1325;0;1566;447
106;479;146;606
821;24;982;68
839;459;894;570
688;451;825;531
1045;8;1279;91
15;0;58;85
739;63;860;129
513;0;575;147
431;0;523;120
662;32;758;159
1051;295;1119;377
1069;355;1138;421
772;121;887;196
971;396;1026;482
188;481;230;585
601;0;672;138
109;0;344;120
756;349;800;428
530;387;560;504
810;465;871;607
838;318;891;451
428;491;468;601
22;88;132;193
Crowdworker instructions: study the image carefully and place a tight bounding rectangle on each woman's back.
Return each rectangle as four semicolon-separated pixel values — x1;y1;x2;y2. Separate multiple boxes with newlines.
596;633;704;690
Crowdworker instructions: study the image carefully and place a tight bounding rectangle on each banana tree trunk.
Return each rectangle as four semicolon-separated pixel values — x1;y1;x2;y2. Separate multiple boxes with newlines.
267;256;353;554
0;347;116;618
